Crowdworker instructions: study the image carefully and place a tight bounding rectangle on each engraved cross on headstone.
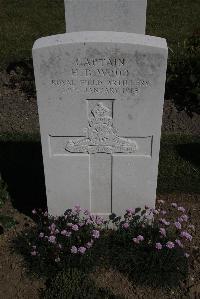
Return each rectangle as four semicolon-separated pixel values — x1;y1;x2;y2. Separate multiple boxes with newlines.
65;99;138;215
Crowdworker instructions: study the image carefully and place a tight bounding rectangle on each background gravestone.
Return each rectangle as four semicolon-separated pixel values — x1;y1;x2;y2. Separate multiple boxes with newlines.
33;31;168;216
65;0;147;34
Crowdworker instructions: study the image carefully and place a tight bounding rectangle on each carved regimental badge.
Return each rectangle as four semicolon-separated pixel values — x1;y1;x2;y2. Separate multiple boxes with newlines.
65;102;137;154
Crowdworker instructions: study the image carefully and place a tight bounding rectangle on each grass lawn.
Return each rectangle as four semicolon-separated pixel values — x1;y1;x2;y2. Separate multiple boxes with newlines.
0;0;200;69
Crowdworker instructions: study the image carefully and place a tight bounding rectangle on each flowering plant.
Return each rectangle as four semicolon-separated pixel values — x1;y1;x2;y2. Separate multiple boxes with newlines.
29;205;103;268
19;200;194;286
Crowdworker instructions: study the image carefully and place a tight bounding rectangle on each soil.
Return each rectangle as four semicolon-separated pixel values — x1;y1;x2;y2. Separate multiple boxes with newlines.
0;69;200;298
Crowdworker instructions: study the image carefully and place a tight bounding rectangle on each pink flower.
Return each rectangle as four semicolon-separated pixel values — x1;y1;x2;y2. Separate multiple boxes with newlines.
171;203;177;208
55;257;60;262
174;222;182;230
66;231;72;237
32;209;37;214
178;207;186;213
180;231;192;241
137;235;144;242
71;224;79;231
155;243;162;250
39;232;44;238
133;238;140;244
181;214;188;222
50;223;56;231
86;219;93;225
92;230;100;239
86;241;93;249
71;246;78;254
175;239;184;248
166;241;175;249
78;247;86;254
48;235;56;243
55;229;60;234
126;208;135;214
61;230;67;235
122;222;129;229
31;251;37;256
160;218;170;226
44;211;48;217
159;228;166;237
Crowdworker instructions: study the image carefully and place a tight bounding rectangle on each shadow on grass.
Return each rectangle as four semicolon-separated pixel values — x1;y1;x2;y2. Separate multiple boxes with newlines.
0;138;47;215
176;143;200;170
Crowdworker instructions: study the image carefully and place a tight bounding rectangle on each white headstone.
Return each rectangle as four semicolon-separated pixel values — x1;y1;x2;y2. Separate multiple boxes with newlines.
33;31;168;216
65;0;147;34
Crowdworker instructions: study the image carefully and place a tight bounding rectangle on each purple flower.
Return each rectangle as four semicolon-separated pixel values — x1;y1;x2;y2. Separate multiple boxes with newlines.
55;229;60;234
159;228;166;237
180;231;192;241
50;223;56;231
126;208;135;214
137;235;144;242
72;204;81;214
181;214;188;222
44;211;48;217
122;222;129;229
71;224;79;231
32;209;37;214
160;218;170;226
61;230;67;235
78;247;86;254
92;230;100;239
178;217;184;223
166;241;175;249
174;222;182;230
133;238;140;244
155;243;162;250
152;209;159;215
175;239;184;248
171;203;177;208
86;241;93;249
184;253;190;258
31;251;37;256
86;219;93;225
48;235;56;244
39;232;44;238
66;231;72;237
71;246;78;254
55;257;60;262
178;206;186;213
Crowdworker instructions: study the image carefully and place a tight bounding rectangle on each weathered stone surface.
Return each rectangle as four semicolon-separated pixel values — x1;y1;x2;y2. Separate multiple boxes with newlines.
65;0;147;34
33;31;168;216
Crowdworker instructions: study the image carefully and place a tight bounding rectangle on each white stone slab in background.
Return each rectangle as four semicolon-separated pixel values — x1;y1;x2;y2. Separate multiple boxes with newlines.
33;31;168;216
65;0;147;34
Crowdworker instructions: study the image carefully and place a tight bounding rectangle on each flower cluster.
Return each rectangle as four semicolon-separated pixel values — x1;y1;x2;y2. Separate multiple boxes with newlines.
30;205;103;262
29;201;194;265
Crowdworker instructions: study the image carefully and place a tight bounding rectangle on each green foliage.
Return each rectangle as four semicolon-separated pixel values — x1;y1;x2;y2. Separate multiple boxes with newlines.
43;268;117;299
166;35;200;117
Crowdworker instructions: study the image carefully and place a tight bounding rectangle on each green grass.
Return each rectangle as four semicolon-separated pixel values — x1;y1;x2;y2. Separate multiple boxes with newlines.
0;0;200;69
